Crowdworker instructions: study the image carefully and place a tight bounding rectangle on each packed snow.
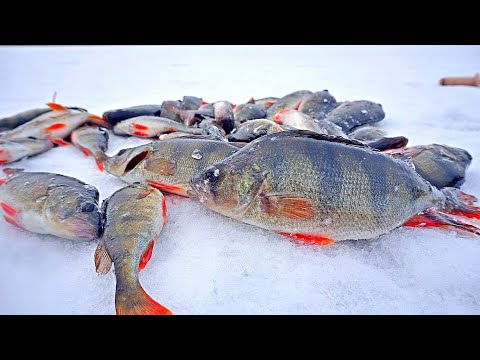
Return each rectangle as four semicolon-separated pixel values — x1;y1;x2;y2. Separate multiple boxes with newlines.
1;45;480;314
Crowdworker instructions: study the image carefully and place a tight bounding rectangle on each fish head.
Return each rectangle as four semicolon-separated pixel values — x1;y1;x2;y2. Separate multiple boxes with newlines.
44;185;100;241
104;145;153;178
190;158;266;219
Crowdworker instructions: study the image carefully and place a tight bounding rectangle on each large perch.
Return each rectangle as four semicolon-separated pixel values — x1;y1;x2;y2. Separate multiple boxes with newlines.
439;73;480;87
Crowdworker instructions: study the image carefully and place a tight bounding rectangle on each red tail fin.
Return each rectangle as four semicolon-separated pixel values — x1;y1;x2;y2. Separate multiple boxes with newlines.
115;287;172;315
403;210;480;236
441;188;480;220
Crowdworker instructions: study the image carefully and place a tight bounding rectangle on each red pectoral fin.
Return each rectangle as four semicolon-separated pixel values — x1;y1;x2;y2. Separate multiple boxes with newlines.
95;159;104;172
139;240;154;271
50;138;70;146
132;131;150;137
45;123;66;132
260;194;315;220
4;215;21;228
147;180;184;194
0;202;18;217
132;123;149;130
278;232;334;245
79;146;90;157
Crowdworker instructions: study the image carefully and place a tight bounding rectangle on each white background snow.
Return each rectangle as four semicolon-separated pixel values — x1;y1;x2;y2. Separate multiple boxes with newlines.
1;45;479;314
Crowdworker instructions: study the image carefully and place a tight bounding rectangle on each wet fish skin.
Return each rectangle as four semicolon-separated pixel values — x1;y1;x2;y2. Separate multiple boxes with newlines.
201;125;228;142
349;125;387;142
1;105;110;141
104;138;239;197
0;138;54;165
213;101;235;134
160;100;186;123
273;109;328;134
233;103;266;124
0;106;88;131
182;96;203;110
113;116;202;138
388;144;473;189
227;119;283;142
254;97;279;110
0;170;100;241
102;105;164;126
71;126;109;171
298;90;337;120
266;90;313;119
190;131;454;242
324;100;385;133
96;183;171;315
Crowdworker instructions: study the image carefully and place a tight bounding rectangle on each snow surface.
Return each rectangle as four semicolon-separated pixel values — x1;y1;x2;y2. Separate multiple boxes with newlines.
1;45;480;314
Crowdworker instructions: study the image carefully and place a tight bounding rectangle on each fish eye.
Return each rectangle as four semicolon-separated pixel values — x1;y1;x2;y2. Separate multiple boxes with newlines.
80;202;96;213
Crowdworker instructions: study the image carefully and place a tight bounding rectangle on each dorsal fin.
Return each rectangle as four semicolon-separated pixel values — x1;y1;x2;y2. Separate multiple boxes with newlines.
386;152;416;169
259;130;375;149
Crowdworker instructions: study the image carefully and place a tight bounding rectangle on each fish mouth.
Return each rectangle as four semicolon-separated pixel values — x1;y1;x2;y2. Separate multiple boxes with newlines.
123;150;150;176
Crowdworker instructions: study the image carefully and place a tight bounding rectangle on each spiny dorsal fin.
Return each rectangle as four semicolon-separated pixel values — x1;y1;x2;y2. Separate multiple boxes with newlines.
260;130;375;149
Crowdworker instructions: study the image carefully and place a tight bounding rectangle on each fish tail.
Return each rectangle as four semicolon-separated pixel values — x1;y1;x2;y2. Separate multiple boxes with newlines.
440;187;480;221
115;285;172;316
403;209;480;236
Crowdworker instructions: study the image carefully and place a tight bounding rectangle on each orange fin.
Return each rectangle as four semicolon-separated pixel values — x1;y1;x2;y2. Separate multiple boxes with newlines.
0;178;7;185
0;202;18;217
278;232;334;245
87;115;112;128
47;102;68;112
162;197;167;219
115;287;172;315
94;238;112;274
442;188;480;220
147;180;184;194
4;215;21;228
132;123;149;130
95;159;104;172
132;131;150;137
144;158;176;175
293;100;302;110
139;240;154;271
45;123;66;132
260;193;315;220
79;146;90;157
50;138;70;146
232;104;237;110
0;160;8;165
265;101;275;107
200;101;209;106
403;210;480;236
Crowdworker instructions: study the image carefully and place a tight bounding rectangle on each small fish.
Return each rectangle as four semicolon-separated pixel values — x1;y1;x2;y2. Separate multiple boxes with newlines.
298;90;338;120
113;116;202;138
227;119;284;142
253;97;279;110
104;138;238;197
213;101;235;134
0;169;100;241
0;105;88;131
349;125;388;142
0;138;54;165
94;183;172;315
159;100;186;123
182;96;204;110
324;100;385;133
190;131;480;244
272;109;328;134
266;90;313;119
71;126;109;172
386;144;473;189
1;103;110;144
102;105;164;126
233;103;266;124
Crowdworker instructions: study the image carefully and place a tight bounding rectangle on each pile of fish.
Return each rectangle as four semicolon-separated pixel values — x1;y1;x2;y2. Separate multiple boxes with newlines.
1;89;479;315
